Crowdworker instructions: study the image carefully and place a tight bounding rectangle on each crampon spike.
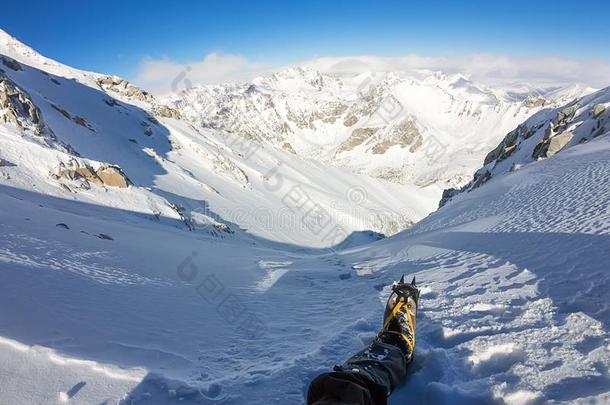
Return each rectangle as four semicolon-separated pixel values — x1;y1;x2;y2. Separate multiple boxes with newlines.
399;275;405;284
411;276;416;286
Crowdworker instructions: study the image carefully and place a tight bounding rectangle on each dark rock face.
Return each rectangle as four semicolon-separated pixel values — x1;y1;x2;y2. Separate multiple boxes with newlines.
1;56;22;71
0;71;43;134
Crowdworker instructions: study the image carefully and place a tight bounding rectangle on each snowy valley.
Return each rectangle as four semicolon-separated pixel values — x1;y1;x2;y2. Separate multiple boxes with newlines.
0;27;609;405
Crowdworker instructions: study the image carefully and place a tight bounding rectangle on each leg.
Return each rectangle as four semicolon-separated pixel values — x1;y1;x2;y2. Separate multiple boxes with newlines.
307;276;419;405
307;339;408;405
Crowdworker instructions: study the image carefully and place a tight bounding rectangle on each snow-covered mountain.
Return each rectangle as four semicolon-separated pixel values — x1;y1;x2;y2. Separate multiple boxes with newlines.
168;67;593;188
440;86;610;207
0;29;439;247
1;28;609;405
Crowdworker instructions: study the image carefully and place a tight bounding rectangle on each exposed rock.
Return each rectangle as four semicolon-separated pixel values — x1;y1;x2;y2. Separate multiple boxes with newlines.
59;183;72;193
1;57;22;71
282;142;296;154
499;144;517;161
593;126;606;138
470;170;492;190
484;123;533;165
544;122;554;140
337;128;378;153
343;114;359;127
371;120;422;154
144;127;153;136
168;203;197;231
533;130;574;159
97;233;114;240
522;96;548;108
0;71;44;134
54;159;99;186
75;165;103;185
213;223;234;234
79;181;91;190
55;223;70;229
213;155;249;188
51;104;71;119
592;104;606;118
438;187;460;208
552;104;577;128
546;131;574;157
286;107;315;130
95;165;130;188
73;116;88;128
153;105;181;119
532;140;546;160
318;102;348;124
96;76;155;103
371;166;405;184
50;78;61;86
54;160;129;188
52;109;95;132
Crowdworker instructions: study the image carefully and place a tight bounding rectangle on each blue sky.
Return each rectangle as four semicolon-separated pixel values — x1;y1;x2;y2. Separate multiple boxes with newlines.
2;1;609;92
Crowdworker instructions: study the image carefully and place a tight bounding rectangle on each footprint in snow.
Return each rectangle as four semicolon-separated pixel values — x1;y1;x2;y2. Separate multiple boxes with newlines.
468;343;525;375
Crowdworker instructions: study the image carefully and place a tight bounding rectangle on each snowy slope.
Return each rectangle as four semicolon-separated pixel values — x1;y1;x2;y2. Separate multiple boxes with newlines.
0;29;438;247
168;68;593;189
1;28;609;405
439;86;610;207
1;116;608;405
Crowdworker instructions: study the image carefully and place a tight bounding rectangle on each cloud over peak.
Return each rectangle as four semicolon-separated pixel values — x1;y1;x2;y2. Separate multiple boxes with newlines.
133;53;610;95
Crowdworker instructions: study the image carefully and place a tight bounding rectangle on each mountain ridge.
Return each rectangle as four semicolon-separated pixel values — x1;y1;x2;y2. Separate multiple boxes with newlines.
167;65;594;189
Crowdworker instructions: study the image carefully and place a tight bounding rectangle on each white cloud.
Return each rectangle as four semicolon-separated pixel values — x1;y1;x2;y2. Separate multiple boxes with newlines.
301;54;610;89
133;53;273;95
133;52;610;95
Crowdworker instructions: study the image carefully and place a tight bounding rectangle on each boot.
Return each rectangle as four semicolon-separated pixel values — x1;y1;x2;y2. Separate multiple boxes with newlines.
378;275;419;362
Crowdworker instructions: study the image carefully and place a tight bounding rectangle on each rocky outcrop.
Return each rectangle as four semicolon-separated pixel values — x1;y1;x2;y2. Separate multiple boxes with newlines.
336;128;378;153
552;103;577;128
343;114;359;127
53;159;130;189
282;142;296;154
533;130;574;159
1;56;22;71
213;223;234;234
96;76;155;104
522;96;548;108
484;123;539;165
152;105;181;119
371;120;422;154
95;165;130;188
51;104;95;131
213;154;249;188
0;71;44;134
440;87;610;208
592;104;606;118
438;187;460;208
75;165;103;185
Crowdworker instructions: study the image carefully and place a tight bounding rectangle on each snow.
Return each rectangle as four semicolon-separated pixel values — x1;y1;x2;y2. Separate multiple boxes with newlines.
168;66;593;190
0;28;609;404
